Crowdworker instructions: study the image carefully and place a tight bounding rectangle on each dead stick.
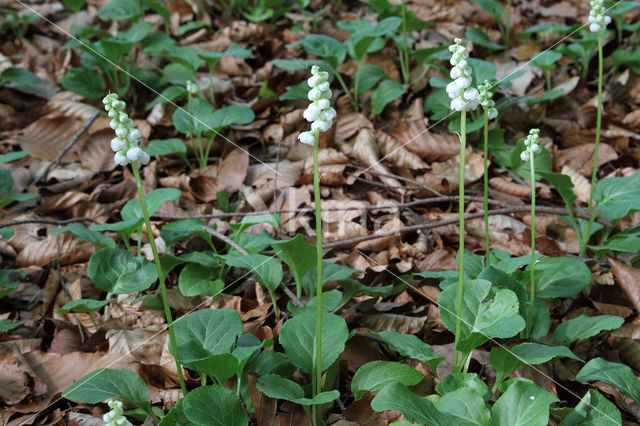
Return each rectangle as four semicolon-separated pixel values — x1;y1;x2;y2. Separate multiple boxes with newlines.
32;110;99;185
323;206;612;249
0;217;94;229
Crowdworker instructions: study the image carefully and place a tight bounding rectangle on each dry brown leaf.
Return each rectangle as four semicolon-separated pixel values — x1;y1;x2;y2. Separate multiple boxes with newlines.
561;165;591;203
335;113;372;141
16;233;94;267
360;313;426;334
610;259;640;313
592;301;633;318
218;149;249;193
387;120;460;161
376;130;428;170
0;352;30;405
623;110;640;129
489;177;530;197
324;221;368;244
320;199;366;223
558;143;619;176
419;149;484;193
247;373;277;426
355;217;404;251
352;129;403;191
36;191;89;214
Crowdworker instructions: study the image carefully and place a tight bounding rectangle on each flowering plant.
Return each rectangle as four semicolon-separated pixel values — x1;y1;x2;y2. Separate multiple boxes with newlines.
446;38;479;112
103;93;150;167
102;400;132;426
588;0;611;32
298;65;337;145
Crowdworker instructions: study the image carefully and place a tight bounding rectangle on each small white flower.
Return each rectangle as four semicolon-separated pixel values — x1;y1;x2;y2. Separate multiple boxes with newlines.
520;151;530;162
127;147;142;161
102;400;132;426
115;127;128;138
127;128;141;143
311;120;331;132
530;395;535;401
110;119;119;130
487;108;498;120
521;128;540;162
114;151;129;166
298;131;315;145
139;151;151;165
463;88;479;101
451;98;466;111
118;112;128;123
590;23;600;32
478;81;499;120
317;99;330;110
588;0;610;33
304;104;321;122
111;137;126;152
307;75;322;87
308;88;322;101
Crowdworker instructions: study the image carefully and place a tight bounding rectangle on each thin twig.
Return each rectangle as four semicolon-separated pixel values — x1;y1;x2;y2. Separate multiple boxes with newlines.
348;165;443;196
280;284;304;307
32;110;100;186
323;206;612;249
0;217;94;229
201;227;248;255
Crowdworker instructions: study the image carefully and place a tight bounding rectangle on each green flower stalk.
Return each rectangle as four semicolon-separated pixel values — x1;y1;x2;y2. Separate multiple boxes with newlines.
103;93;188;396
478;81;498;265
521;129;541;338
580;0;609;257
102;400;133;426
446;39;479;372
298;65;336;425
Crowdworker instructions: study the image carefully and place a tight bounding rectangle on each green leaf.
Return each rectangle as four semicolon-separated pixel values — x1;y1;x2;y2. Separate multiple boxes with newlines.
0;168;14;194
160;219;211;246
120;188;181;221
271;234;316;291
172;98;214;135
62;0;87;12
88;248;157;294
231;214;280;235
371;79;406;115
182;386;248;426
349;17;401;61
204;105;255;131
530;50;562;71
533;256;591;298
490;343;581;388
189;353;238;384
435;373;488;398
144;138;187;158
172;309;243;365
63;368;149;410
257;374;340;405
438;279;525;353
437;388;491;426
0;228;13;239
372;330;444;372
597;227;640;254
289;290;343;315
146;86;187;111
339;278;394;300
538;171;577;216
424;88;450;120
279;311;348;374
98;0;141;20
559;389;622;426
301;262;358;294
141;32;175;54
199;42;252;62
593;171;640;222
178;263;224;297
353;64;385;93
468;59;497;87
471;0;503;21
553;315;624;345
51;223;115;248
466;27;504;51
371;383;447;424
0;151;28;166
0;67;40;86
57;298;111;314
288;34;347;69
576;358;640;404
491;380;558;426
225;254;283;294
511;137;552;180
351;361;424;400
60;68;106;99
0;319;24;332
273;59;328;73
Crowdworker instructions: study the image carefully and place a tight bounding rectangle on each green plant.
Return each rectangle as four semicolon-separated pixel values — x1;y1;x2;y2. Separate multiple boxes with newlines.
287;17;405;114
519;129;541;338
477;81;498;265
102;93;187;395
0;151;38;210
199;43;252;105
0;61;40;88
530;50;562;91
0;8;38;40
470;0;509;45
580;0;609;257
446;38;481;372
298;65;337;425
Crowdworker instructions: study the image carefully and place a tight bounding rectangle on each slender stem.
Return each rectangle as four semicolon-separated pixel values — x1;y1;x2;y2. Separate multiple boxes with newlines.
208;61;217;107
505;0;511;46
89;314;99;332
353;60;362;113
401;0;410;84
452;110;467;373
311;130;324;425
331;67;357;111
545;70;551;91
526;154;536;339
579;32;604;257
483;110;490;266
131;164;188;396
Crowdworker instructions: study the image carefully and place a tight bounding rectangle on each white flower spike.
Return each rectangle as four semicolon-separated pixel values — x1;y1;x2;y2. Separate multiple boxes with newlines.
102;400;133;426
588;0;611;32
102;93;150;167
447;39;479;112
298;65;336;146
478;81;498;120
520;129;541;162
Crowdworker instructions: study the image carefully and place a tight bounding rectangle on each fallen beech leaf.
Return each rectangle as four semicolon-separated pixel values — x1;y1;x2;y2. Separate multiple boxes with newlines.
16;233;95;267
489;177;530;197
352;129;403;191
592;301;633;318
559;143;618;176
561;165;591;203
0;351;30;405
387;120;460;161
335;113;372;141
376;131;428;170
247;373;277;426
218;149;249;193
356;217;404;251
324;221;368;244
610;259;640;312
360;313;426;334
320;199;366;223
